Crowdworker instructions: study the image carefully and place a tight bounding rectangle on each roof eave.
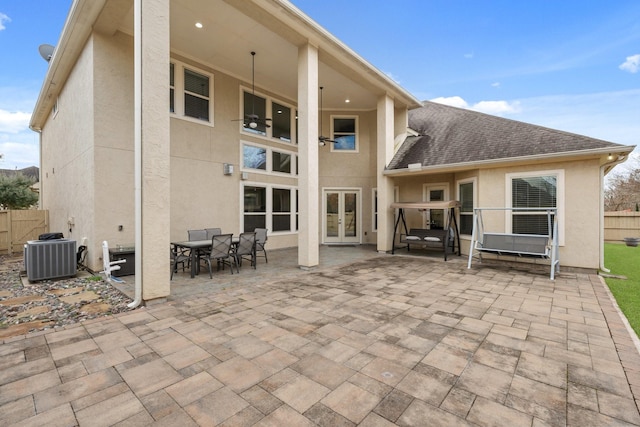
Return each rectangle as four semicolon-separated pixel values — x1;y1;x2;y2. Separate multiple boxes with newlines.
30;0;106;131
384;145;636;176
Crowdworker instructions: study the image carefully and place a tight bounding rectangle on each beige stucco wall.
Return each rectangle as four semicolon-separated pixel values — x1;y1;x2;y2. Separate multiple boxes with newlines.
390;159;603;270
39;35;97;266
38;20;411;279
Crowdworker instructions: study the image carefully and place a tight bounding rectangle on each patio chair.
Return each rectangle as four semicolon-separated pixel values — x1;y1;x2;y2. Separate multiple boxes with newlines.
205;228;222;239
202;233;237;276
188;229;207;241
254;228;268;263
188;229;209;268
170;244;190;279
235;232;256;269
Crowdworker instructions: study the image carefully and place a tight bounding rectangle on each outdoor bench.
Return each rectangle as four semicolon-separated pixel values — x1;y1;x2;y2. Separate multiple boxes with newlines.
400;228;452;260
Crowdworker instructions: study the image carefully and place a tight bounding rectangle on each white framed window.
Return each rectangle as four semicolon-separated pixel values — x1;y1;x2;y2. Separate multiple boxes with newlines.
505;169;564;244
242;184;298;234
170;60;213;125
240;87;295;144
330;116;358;152
241;142;296;176
456;178;476;235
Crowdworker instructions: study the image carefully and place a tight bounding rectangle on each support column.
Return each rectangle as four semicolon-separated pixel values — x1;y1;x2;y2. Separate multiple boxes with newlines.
376;94;395;253
297;43;319;268
138;0;170;301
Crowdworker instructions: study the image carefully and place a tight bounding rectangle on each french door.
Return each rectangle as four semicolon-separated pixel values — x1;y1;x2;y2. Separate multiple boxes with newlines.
323;189;360;244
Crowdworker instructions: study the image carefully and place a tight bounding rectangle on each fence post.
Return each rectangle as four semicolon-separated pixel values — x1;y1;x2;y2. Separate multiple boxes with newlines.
7;210;13;256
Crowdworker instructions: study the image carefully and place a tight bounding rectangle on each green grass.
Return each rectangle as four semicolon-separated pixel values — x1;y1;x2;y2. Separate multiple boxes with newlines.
604;243;640;337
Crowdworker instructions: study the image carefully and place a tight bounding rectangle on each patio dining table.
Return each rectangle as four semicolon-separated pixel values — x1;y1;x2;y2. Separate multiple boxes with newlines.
171;237;240;278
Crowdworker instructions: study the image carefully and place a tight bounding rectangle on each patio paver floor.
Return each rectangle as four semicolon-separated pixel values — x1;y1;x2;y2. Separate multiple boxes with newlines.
1;246;640;426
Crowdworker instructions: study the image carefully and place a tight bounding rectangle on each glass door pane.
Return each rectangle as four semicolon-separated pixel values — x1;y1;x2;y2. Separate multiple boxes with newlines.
326;192;339;238
344;192;357;238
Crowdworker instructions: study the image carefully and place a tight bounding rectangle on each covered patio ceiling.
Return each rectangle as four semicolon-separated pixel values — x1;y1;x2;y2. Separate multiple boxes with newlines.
100;0;417;112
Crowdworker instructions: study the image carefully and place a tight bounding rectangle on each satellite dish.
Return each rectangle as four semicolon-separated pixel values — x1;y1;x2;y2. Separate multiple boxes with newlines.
38;44;55;62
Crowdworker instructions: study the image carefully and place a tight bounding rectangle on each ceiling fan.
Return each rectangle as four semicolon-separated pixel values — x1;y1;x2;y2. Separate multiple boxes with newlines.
234;51;271;129
319;86;337;145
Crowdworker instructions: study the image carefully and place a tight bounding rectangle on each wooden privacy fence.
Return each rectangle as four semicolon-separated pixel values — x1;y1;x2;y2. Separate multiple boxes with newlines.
0;210;49;255
605;211;640;242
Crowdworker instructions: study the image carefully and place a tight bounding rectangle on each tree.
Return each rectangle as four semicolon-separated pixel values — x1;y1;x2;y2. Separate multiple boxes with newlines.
0;174;39;210
604;168;640;211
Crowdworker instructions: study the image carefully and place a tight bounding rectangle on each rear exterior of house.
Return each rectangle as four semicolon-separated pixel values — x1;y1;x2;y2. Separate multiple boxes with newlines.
30;1;633;303
386;102;634;271
30;0;421;302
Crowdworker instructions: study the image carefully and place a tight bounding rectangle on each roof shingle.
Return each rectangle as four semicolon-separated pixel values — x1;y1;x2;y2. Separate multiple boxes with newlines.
388;101;627;170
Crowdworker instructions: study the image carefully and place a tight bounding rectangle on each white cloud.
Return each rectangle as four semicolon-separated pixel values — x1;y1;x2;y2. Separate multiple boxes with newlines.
430;96;520;115
430;96;469;109
619;54;640;73
0;13;10;31
473;100;521;115
491;82;501;88
464;53;474;59
0;109;31;134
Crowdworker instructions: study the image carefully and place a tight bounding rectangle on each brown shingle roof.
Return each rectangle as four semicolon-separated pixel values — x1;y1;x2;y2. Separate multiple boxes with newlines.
388;101;627;170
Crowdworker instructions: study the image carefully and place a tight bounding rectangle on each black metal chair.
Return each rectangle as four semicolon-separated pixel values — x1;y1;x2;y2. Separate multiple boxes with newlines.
170;244;190;279
254;228;268;263
202;234;237;276
235;232;256;269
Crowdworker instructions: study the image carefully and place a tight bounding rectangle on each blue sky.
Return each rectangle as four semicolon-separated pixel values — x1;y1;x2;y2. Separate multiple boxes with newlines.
1;1;639;173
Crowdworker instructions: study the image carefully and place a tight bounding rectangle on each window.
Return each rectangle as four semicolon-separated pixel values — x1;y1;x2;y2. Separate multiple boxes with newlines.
331;117;357;151
457;179;475;235
243;185;297;233
184;69;210;121
240;89;295;144
243;145;267;170
243;91;267;136
170;61;213;124
244;186;267;231
242;143;295;176
169;63;175;113
272;151;291;174
272;188;292;232
272;102;291;142
506;170;564;241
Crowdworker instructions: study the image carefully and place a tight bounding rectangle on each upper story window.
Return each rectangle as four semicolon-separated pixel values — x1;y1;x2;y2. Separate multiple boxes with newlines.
240;88;295;144
170;61;213;125
242;142;296;176
331;116;358;152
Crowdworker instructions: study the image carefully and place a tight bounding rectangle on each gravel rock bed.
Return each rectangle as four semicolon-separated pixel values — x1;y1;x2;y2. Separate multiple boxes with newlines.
0;255;135;335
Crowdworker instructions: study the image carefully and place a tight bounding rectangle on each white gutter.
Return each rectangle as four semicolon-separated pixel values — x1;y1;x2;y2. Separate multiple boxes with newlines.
128;0;142;309
599;153;630;272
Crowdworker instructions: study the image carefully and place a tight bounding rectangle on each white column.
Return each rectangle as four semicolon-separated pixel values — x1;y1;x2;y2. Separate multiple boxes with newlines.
376;94;395;252
138;0;170;301
297;44;319;268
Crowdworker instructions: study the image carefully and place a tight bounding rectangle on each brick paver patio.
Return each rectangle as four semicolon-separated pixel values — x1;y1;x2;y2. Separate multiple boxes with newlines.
2;247;640;426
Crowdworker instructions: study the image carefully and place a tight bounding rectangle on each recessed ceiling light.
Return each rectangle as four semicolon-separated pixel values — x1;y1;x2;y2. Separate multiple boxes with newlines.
345;99;350;103
195;22;203;29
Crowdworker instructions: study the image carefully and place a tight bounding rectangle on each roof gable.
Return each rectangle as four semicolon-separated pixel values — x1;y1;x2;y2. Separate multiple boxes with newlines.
388;101;628;170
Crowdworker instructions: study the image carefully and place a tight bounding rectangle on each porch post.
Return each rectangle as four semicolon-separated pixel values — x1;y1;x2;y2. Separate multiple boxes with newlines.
137;0;170;301
376;94;395;252
297;43;319;268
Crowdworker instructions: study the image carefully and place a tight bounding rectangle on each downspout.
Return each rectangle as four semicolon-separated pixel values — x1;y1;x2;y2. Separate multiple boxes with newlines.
128;0;142;308
599;164;609;273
